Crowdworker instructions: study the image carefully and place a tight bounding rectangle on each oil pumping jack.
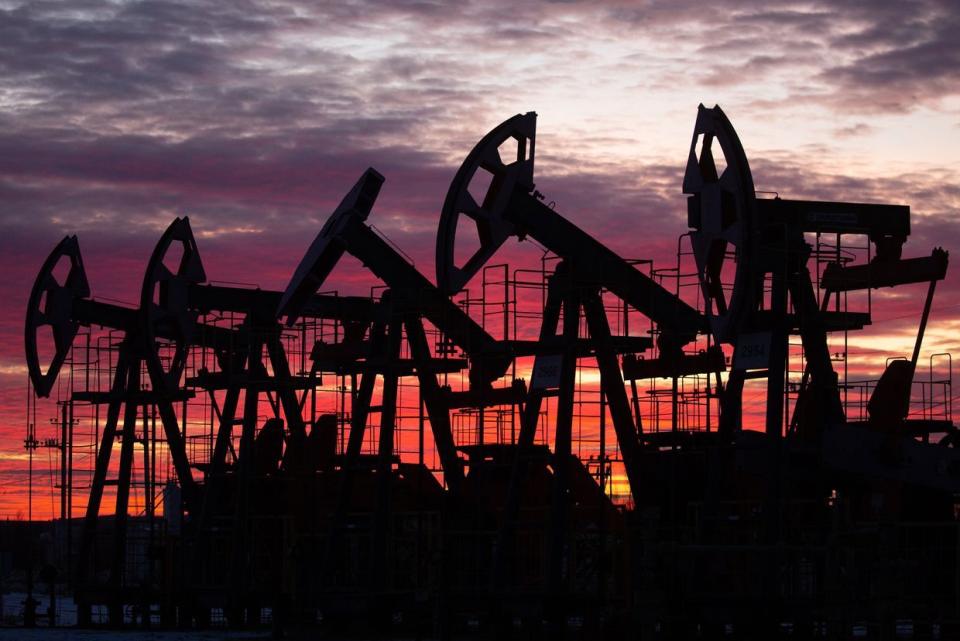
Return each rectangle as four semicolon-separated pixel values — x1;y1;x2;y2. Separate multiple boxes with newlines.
26;230;216;624
275;168;532;606
683;104;955;489
25;220;383;625
436;112;722;612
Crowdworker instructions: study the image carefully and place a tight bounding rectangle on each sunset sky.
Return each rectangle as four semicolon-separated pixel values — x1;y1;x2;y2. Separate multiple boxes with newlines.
1;0;958;518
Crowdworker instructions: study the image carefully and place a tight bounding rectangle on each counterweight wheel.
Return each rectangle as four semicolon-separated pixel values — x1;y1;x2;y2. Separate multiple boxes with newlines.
25;236;91;397
683;104;763;343
140;217;206;387
437;111;536;295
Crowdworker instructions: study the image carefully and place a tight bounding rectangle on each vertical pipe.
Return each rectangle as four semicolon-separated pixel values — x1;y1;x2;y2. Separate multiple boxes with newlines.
547;285;580;623
60;402;68;523
581;291;643;499
142;404;151;520
493;269;565;595
78;353;130;586
373;319;402;593
67;398;74;583
110;359;142;625
405;318;463;491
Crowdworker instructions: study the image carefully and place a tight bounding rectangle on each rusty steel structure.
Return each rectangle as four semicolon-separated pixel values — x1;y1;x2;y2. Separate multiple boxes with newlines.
23;105;960;638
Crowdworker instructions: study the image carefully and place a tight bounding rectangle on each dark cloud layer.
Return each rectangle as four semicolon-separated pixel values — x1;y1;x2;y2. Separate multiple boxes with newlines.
0;0;958;515
609;0;959;112
815;0;960;112
2;0;957;332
